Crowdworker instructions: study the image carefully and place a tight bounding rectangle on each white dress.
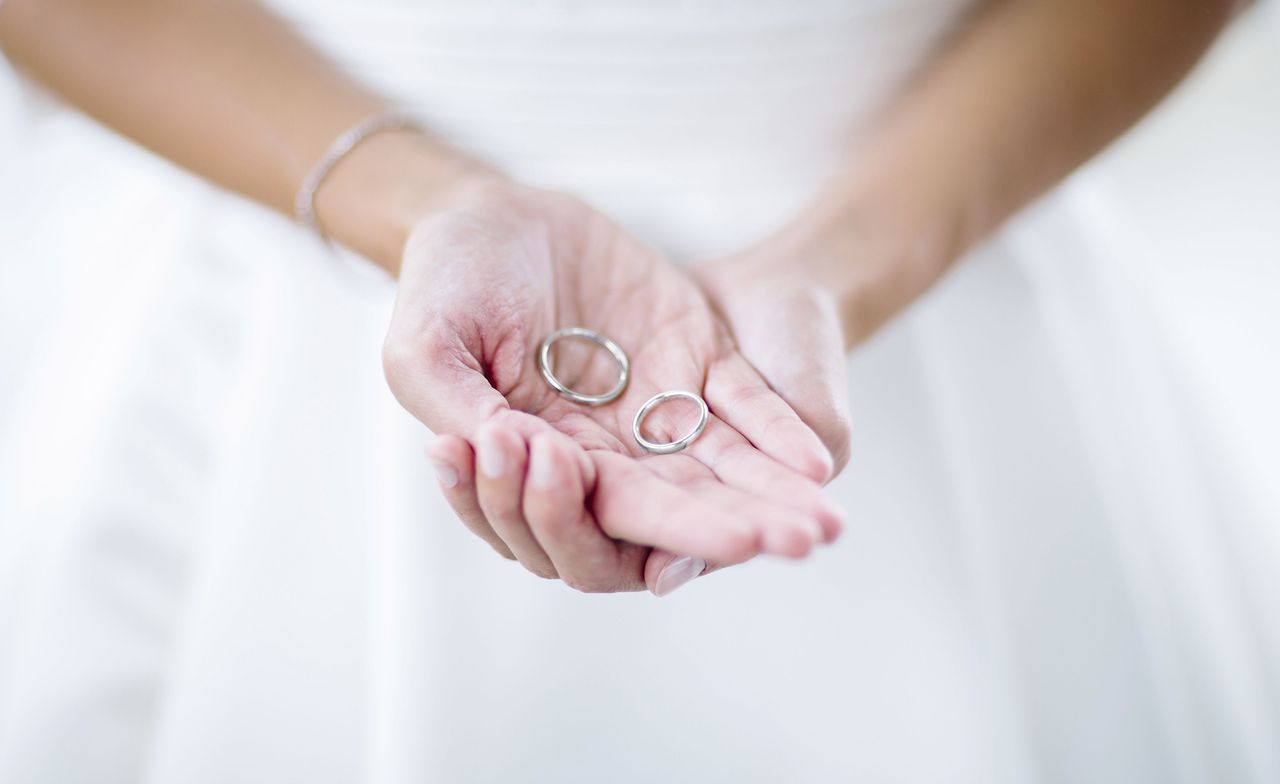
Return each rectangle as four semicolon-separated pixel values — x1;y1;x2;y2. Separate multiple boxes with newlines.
1;1;1277;782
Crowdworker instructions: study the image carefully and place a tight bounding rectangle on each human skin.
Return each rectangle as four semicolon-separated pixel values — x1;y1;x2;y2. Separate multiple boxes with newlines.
433;0;1243;593
383;178;844;591
0;0;1241;594
0;0;843;594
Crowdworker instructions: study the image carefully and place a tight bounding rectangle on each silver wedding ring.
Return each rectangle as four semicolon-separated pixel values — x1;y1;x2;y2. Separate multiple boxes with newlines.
539;328;707;455
538;327;630;406
632;390;709;455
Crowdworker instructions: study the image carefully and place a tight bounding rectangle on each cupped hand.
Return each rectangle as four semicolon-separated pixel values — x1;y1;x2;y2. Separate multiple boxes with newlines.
381;177;844;593
692;223;855;481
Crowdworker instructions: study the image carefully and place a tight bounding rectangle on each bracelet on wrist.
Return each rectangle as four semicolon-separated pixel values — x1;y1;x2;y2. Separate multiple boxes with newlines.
293;110;424;237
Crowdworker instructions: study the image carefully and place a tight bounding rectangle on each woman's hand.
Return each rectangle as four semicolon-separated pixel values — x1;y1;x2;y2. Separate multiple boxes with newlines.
693;220;856;480
381;177;844;594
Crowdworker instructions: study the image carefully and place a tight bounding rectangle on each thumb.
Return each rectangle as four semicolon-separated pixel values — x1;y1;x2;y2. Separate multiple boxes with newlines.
706;274;852;477
382;324;511;438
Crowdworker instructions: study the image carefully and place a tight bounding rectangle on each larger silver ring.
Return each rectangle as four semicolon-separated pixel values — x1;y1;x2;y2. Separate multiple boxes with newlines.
632;390;709;455
538;327;630;406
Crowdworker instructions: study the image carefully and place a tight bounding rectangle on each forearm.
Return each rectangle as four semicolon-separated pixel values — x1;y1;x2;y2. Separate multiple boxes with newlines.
799;0;1238;345
0;0;476;273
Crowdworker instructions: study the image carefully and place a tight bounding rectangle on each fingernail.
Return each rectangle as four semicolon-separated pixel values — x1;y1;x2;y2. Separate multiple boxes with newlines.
654;556;706;597
430;459;459;488
477;430;507;478
528;442;557;489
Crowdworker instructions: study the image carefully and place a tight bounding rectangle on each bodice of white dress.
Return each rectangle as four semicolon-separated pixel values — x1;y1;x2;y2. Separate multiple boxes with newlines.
266;0;969;257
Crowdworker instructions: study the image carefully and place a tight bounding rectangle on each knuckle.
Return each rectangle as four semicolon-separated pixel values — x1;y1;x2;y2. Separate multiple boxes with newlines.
383;325;459;390
494;407;545;437
728;382;775;409
381;338;424;387
824;419;853;476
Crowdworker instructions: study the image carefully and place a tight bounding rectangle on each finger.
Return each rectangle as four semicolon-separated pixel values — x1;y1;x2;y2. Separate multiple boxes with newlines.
474;421;558;579
590;450;818;563
692;431;846;545
683;467;824;558
591;451;756;564
491;409;599;491
631;411;831;552
704;353;834;484
524;432;645;593
382;317;510;439
644;550;712;597
426;435;514;560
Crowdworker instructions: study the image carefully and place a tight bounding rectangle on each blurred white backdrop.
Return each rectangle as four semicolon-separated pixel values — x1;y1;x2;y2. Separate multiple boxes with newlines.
1087;3;1280;515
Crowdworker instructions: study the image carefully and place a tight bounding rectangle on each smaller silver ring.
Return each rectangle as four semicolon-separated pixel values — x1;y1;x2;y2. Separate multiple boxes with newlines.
538;327;630;406
632;390;709;455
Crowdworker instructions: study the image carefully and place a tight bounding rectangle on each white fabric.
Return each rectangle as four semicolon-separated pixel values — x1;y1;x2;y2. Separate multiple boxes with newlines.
1;2;1278;782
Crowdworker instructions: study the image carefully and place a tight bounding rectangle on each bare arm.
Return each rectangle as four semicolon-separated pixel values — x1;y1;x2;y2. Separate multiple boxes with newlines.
796;0;1243;345
0;0;843;592
694;0;1241;471
0;0;477;273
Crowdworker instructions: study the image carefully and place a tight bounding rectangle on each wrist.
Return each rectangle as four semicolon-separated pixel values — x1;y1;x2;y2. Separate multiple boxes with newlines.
764;175;959;348
312;128;503;275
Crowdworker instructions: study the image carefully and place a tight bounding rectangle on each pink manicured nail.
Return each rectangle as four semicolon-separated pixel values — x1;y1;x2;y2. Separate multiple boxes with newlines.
529;442;558;489
477;430;507;478
430;460;459;488
654;556;706;597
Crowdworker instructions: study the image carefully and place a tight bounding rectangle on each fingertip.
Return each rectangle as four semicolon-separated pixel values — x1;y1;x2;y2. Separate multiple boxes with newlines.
762;523;818;559
476;421;526;479
426;433;467;464
801;448;835;486
474;419;504;450
709;520;761;565
429;459;460;489
816;496;847;544
425;437;515;561
775;419;834;484
754;508;827;559
526;433;562;491
426;436;472;489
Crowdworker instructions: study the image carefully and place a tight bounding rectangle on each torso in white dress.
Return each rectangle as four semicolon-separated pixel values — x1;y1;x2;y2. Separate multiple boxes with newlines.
1;2;1277;782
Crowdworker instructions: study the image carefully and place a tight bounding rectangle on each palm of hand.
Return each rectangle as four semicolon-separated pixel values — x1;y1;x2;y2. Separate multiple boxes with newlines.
386;182;841;588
